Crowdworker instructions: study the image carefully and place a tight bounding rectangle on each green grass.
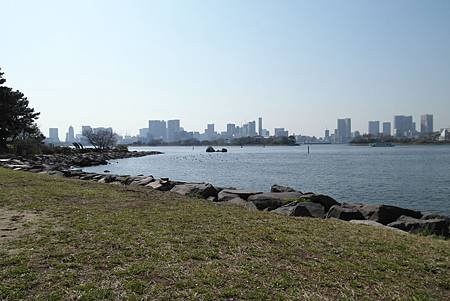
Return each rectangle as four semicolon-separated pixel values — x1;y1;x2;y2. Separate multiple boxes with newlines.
0;168;449;300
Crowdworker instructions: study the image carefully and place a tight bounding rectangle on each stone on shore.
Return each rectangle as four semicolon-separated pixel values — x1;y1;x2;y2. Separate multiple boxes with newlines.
247;192;304;211
131;176;155;186
145;179;175;191
171;183;218;199
300;194;340;212
271;184;298;193
272;201;325;218
216;197;257;210
349;220;406;233
326;205;365;221
358;204;422;225
387;215;449;236
217;189;261;201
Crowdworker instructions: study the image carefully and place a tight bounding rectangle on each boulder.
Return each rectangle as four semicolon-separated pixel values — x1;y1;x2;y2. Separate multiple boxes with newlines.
272;201;325;218
247;192;304;211
134;176;155;186
358;204;422;225
217;197;257;210
421;213;450;223
326;205;365;221
170;183;218;199
145;179;175;191
388;215;449;237
218;189;261;201
206;146;215;153
301;194;340;212
349;220;406;233
270;185;298;193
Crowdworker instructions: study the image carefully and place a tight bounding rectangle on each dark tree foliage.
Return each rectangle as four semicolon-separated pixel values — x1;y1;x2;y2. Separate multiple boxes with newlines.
0;68;42;152
84;128;117;150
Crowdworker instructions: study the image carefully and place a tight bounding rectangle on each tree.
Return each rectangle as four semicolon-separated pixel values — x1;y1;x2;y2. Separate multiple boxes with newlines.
0;68;41;152
84;128;117;150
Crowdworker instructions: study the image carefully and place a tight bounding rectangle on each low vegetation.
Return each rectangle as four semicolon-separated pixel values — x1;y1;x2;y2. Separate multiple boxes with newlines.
0;168;449;300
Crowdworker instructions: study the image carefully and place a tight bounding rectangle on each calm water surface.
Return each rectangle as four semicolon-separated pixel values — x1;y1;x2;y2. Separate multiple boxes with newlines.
84;145;450;215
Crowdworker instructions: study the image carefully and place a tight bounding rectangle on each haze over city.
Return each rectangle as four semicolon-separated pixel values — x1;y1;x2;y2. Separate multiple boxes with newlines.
2;0;450;137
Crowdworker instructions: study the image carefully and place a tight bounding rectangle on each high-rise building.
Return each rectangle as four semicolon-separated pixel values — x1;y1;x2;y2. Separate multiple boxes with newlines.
248;121;256;137
274;128;288;137
148;120;167;141
368;121;380;136
420;114;434;134
48;128;60;143
258;117;263;136
242;124;249;137
226;123;236;137
65;126;74;143
382;122;391;136
167;119;181;142
324;129;330;141
205;123;216;140
139;128;150;143
394;115;414;137
337;118;351;143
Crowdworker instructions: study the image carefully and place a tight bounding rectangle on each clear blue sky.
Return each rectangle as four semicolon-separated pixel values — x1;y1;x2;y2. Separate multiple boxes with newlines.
2;0;450;138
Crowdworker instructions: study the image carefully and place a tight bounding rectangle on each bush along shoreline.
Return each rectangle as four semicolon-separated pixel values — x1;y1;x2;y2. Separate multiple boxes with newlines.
0;150;448;238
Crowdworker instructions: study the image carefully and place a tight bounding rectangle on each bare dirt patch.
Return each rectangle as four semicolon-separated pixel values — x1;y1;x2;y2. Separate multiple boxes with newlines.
0;207;40;244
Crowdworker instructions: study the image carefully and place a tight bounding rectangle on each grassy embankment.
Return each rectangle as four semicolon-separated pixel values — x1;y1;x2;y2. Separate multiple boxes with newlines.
0;168;449;300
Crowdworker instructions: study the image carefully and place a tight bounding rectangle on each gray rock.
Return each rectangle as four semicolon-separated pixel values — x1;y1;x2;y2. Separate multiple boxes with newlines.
170;183;218;199
421;213;450;223
247;192;304;211
135;176;155;186
272;201;325;218
350;220;406;233
145;179;175;191
358;204;422;225
388;215;449;236
300;194;340;212
218;189;261;201
217;197;257;210
271;185;298;193
326;205;365;221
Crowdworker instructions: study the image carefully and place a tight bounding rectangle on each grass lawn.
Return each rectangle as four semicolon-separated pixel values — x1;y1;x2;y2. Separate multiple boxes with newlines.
0;168;449;300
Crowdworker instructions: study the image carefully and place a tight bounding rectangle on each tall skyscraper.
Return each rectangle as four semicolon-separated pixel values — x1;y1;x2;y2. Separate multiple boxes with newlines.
248;121;256;137
48;128;60;143
324;129;330;141
148;120;167;141
242;124;249;137
226;123;236;137
394;115;413;137
337;118;351;143
167;119;181;142
205;123;215;140
65;126;75;143
258;117;263;136
420;114;433;134
382;122;391;136
368;121;380;136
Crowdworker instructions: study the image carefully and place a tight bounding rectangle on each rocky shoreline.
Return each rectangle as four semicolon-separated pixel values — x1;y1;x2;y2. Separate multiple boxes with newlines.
0;151;448;237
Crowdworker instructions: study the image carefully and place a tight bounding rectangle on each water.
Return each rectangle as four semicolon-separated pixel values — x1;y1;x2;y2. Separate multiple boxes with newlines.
83;145;450;215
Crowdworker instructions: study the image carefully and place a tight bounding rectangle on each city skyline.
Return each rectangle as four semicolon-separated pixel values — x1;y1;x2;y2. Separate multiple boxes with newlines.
46;113;441;144
2;1;450;138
